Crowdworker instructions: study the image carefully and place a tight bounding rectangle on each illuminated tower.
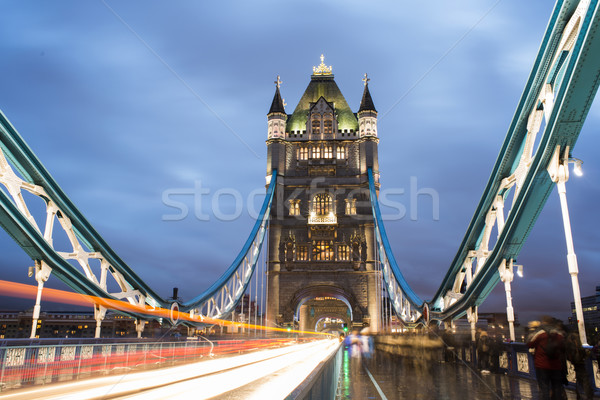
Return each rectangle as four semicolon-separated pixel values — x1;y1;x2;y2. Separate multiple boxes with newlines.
266;56;381;333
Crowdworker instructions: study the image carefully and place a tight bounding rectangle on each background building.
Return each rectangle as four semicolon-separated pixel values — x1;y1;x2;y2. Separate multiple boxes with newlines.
570;285;600;344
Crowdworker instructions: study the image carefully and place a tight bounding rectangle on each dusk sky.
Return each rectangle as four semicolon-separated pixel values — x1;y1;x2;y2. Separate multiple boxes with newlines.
0;1;598;324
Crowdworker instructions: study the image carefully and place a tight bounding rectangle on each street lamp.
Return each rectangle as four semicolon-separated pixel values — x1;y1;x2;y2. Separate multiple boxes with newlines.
547;146;588;346
514;264;524;278
569;157;583;177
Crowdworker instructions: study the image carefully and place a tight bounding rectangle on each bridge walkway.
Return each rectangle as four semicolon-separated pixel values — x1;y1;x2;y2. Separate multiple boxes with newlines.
338;349;578;400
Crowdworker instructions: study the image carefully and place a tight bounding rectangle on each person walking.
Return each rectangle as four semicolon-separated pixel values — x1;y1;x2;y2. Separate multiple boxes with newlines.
527;316;566;400
477;331;491;374
565;330;593;399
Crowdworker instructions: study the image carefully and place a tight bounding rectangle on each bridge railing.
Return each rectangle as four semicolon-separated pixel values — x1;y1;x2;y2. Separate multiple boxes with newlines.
455;341;600;393
0;337;295;392
286;342;342;400
375;334;599;394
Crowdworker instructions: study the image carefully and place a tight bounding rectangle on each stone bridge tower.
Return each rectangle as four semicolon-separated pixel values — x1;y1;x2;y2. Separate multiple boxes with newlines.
266;56;381;333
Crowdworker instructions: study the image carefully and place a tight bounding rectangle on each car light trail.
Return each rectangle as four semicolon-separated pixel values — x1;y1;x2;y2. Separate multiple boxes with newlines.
2;339;339;400
0;280;331;337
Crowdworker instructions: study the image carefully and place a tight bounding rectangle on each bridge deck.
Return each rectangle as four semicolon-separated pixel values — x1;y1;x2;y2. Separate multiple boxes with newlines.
340;350;579;400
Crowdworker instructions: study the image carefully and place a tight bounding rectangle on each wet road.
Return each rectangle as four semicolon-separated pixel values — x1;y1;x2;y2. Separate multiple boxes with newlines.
337;350;577;400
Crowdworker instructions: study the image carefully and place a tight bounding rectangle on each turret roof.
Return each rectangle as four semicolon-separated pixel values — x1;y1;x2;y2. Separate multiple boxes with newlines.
286;74;358;132
268;85;286;115
358;82;376;113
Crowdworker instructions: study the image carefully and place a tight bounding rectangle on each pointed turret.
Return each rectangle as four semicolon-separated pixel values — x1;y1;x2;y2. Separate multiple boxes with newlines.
358;73;379;177
267;75;287;140
358;73;378;138
269;85;286;114
358;80;377;112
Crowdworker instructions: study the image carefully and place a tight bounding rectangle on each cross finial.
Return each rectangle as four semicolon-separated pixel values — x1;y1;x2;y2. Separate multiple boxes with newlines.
363;73;370;86
313;54;332;75
275;75;282;89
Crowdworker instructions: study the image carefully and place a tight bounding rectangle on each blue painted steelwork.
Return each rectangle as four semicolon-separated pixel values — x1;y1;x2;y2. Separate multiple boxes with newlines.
368;168;423;321
183;174;276;319
428;0;600;321
0;108;276;324
366;0;600;324
1;0;600;332
0;111;165;307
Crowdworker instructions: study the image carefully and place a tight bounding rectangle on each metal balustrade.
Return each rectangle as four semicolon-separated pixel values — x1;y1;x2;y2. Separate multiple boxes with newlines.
455;342;600;394
0;338;293;392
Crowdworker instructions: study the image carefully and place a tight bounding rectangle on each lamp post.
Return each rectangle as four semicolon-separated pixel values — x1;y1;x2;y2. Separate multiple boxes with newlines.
498;259;518;342
547;146;588;346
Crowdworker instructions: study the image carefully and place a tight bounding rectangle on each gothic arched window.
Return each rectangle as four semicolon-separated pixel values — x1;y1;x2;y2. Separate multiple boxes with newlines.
323;113;333;134
313;240;334;261
311;118;321;134
313;193;332;215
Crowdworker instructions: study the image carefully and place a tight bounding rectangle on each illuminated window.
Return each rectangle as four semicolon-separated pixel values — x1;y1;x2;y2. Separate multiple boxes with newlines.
337;146;346;159
285;241;294;261
289;199;300;216
298;147;308;160
323;145;333;159
338;245;350;261
345;198;357;215
324;120;333;134
311;119;321;134
314;193;332;215
313;240;334;261
297;245;308;261
312;145;321;159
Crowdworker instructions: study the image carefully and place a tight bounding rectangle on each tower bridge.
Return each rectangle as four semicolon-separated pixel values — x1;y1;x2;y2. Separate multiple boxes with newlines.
266;61;381;332
1;0;600;398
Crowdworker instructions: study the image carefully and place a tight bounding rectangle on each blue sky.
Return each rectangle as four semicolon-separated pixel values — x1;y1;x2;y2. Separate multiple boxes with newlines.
0;1;598;324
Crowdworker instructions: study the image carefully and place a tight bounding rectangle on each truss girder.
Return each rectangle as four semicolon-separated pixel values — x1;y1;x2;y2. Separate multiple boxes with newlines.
365;0;600;325
0;107;276;325
186;178;274;320
429;0;600;321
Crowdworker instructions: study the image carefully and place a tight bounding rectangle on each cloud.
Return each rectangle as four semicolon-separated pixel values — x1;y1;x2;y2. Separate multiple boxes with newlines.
0;1;597;326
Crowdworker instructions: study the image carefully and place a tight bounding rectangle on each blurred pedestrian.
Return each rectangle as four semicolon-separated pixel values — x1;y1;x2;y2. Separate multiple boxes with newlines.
489;334;503;373
360;327;373;360
347;328;363;359
346;328;364;397
441;329;456;363
565;330;593;399
477;331;491;374
527;316;566;400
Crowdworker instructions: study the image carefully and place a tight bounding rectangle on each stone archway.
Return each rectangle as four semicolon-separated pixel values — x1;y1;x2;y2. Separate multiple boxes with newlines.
314;312;351;333
289;285;360;332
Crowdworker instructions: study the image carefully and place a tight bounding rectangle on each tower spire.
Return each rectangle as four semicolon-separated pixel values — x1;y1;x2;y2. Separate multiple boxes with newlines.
358;73;376;112
268;75;286;115
358;73;377;138
267;75;287;141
